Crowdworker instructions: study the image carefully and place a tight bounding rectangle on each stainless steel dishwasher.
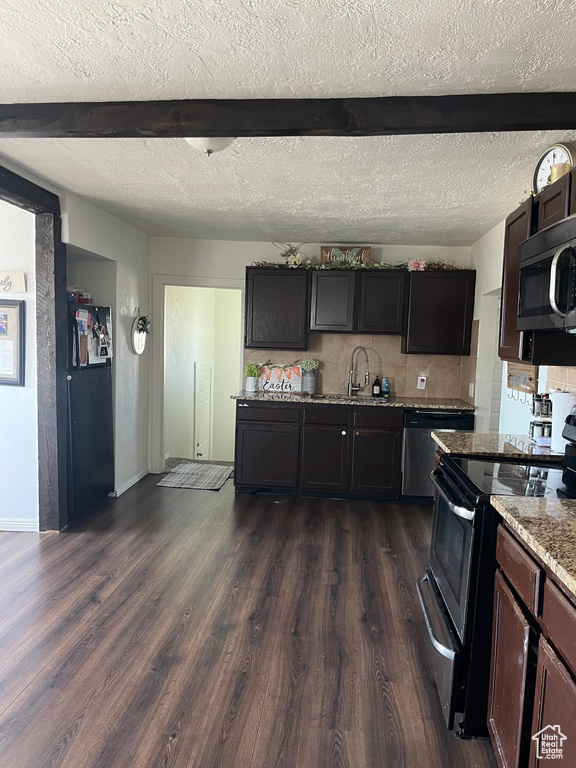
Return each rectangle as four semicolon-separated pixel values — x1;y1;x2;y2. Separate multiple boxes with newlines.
402;410;475;500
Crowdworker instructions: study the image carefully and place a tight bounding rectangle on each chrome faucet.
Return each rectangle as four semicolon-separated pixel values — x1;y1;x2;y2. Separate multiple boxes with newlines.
348;346;370;397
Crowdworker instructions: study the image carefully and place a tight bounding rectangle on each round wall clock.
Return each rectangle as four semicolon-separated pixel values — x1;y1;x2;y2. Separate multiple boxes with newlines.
131;317;148;355
533;142;576;193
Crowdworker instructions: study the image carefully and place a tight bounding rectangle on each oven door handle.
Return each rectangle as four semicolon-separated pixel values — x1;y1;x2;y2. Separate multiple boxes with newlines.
417;573;456;660
430;470;476;521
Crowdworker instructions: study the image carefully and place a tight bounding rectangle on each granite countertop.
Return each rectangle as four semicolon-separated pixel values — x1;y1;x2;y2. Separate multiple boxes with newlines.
490;495;576;599
431;431;565;461
231;391;474;410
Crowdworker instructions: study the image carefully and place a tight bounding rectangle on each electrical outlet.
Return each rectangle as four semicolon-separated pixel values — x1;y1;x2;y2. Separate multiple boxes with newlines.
469;383;474;397
417;376;427;390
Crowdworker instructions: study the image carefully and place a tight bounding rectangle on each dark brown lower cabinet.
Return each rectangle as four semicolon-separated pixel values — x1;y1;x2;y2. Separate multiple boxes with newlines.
529;638;576;767
350;428;402;496
234;422;299;488
234;401;402;497
301;424;350;492
488;569;537;768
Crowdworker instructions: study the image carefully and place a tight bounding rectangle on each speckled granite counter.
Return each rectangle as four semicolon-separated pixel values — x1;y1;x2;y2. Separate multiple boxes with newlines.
431;431;564;461
231;391;474;410
490;495;576;599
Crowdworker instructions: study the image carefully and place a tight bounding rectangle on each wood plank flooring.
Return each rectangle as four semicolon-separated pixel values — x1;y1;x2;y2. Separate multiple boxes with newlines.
0;477;497;768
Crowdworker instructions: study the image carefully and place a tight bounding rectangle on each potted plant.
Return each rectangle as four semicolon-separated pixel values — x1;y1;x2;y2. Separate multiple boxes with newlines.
299;358;320;394
244;363;260;392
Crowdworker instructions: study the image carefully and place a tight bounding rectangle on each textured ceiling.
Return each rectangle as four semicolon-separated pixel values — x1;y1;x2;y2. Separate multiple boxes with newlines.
1;0;576;244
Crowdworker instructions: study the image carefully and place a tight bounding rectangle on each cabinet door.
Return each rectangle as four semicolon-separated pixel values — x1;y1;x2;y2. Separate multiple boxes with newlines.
529;638;576;767
245;268;309;349
498;198;533;363
310;270;356;332
535;173;570;232
488;570;537;768
569;168;576;216
301;425;350;492
235;422;299;487
357;270;406;334
403;271;476;355
350;428;402;496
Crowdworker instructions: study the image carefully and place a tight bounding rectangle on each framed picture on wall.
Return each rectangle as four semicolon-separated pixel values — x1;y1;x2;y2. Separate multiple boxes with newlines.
0;299;25;386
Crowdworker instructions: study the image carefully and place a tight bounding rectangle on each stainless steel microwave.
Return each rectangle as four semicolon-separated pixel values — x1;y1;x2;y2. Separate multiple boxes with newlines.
518;214;576;333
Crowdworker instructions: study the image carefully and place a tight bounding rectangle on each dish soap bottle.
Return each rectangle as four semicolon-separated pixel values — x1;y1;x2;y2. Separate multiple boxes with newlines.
372;375;381;397
382;377;390;401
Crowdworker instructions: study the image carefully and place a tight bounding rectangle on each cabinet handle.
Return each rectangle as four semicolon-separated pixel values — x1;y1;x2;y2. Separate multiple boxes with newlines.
356;431;360;436
341;430;347;435
238;403;249;407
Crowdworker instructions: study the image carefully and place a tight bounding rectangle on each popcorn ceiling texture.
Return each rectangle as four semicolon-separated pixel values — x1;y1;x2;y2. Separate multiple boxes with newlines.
1;131;575;244
0;1;575;243
0;0;575;102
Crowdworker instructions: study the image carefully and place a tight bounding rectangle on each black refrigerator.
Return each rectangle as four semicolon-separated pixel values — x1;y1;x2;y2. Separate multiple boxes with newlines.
67;303;114;521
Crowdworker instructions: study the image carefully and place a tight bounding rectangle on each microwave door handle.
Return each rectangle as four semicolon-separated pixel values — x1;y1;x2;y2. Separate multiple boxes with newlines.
549;247;567;319
430;471;476;521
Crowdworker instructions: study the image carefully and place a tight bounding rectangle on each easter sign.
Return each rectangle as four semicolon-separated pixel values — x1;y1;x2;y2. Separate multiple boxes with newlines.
259;364;302;392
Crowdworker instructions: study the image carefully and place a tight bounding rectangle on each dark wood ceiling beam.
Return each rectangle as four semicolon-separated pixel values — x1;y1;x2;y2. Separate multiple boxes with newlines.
0;92;575;138
0;166;60;213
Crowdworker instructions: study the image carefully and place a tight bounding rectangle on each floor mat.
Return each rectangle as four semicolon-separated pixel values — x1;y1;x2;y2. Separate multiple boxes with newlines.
157;462;233;490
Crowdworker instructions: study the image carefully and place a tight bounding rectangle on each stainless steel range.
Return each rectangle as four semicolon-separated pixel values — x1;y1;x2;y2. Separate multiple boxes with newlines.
417;434;576;739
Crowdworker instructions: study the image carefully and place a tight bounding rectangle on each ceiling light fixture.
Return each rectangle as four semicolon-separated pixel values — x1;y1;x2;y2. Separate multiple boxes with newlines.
184;137;236;156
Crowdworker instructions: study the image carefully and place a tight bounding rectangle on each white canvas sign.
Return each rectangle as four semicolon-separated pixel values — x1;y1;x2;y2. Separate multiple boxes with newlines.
259;364;302;392
0;272;26;293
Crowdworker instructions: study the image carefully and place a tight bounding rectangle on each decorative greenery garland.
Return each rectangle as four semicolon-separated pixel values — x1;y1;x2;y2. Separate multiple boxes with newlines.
253;244;460;271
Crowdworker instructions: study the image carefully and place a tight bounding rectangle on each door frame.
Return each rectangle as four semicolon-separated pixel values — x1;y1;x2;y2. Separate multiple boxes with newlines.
150;274;244;474
0;164;66;530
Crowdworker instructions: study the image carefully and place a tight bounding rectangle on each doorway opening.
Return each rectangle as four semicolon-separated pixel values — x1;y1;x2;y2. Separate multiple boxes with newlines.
163;286;242;465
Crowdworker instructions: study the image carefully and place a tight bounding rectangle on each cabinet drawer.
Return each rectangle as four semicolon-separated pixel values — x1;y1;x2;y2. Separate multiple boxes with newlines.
542;579;576;674
353;407;403;430
236;402;300;423
496;526;543;615
303;406;350;426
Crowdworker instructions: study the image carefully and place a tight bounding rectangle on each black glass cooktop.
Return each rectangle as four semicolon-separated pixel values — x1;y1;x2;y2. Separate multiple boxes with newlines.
449;457;576;500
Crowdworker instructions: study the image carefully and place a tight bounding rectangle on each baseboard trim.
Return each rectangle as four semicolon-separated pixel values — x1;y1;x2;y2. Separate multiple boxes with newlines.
109;468;150;498
0;518;40;532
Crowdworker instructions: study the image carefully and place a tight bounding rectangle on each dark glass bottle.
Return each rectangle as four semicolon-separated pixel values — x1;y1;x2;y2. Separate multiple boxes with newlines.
372;375;381;397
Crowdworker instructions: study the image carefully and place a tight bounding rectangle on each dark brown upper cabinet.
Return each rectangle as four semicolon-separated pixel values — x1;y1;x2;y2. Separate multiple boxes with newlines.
402;271;476;355
245;267;309;349
357;270;406;334
535;172;571;232
310;270;356;332
570;168;576;216
498;197;534;363
310;269;406;334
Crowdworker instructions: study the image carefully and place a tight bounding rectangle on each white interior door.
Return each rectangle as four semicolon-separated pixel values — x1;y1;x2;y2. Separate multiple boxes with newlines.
194;360;213;460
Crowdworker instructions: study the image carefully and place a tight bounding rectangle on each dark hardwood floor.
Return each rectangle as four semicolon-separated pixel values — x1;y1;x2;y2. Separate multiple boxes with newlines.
0;476;496;768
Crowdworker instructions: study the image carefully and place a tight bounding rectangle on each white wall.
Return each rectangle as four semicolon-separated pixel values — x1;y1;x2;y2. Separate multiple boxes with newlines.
0;201;39;531
164;286;242;463
150;238;471;279
62;194;151;495
213;289;243;460
470;220;506;321
164;286;215;459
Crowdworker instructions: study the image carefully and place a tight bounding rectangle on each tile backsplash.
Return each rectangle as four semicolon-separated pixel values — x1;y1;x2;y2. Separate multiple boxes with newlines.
244;321;479;403
547;366;576;392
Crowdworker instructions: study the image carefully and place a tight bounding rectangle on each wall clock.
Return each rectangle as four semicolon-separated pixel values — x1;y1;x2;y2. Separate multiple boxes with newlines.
533;142;576;193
